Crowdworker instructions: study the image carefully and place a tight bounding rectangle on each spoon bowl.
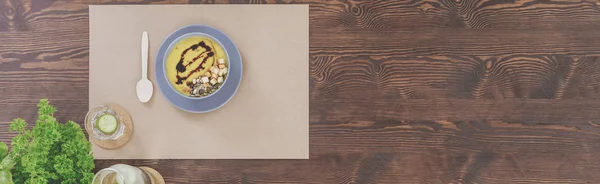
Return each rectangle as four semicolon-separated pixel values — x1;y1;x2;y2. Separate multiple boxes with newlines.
136;79;153;103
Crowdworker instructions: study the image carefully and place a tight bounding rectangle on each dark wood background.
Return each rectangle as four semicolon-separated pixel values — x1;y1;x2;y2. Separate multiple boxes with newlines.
2;0;600;183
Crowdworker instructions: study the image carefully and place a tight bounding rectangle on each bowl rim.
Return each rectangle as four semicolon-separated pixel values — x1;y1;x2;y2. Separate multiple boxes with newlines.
162;32;231;100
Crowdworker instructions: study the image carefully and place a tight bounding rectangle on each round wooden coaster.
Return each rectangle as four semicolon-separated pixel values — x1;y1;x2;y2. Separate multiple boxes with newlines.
90;104;134;149
140;167;166;184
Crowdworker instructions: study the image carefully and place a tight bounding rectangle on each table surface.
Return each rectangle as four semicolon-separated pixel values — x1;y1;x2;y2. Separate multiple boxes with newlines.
2;0;600;183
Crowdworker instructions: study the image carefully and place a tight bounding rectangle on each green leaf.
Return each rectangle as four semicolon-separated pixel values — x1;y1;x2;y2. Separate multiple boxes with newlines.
0;170;14;184
0;142;7;161
9;119;26;133
0;155;15;171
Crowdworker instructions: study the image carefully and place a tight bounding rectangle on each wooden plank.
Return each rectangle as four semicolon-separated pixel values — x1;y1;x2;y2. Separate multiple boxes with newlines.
96;150;600;183
4;28;600;63
307;0;600;29
3;0;600;31
310;99;600;123
310;55;600;100
2;0;600;62
310;28;600;56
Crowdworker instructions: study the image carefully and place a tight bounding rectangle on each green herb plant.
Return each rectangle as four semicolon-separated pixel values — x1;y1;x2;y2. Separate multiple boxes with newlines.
0;142;14;184
7;99;94;184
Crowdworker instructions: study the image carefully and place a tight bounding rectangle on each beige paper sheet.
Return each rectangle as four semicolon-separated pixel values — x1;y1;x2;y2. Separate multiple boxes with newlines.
89;5;308;159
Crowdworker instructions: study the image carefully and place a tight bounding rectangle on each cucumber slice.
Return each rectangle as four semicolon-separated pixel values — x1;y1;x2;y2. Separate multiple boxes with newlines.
96;114;118;134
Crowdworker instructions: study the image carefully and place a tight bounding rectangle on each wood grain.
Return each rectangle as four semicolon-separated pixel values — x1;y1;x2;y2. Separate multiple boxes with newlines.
2;0;600;183
310;28;600;56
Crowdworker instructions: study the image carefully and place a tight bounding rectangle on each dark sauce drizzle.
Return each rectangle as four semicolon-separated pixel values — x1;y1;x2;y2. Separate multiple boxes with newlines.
175;40;216;85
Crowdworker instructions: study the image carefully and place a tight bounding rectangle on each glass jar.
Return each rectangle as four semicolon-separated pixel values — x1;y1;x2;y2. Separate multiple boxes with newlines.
84;105;126;141
92;164;152;184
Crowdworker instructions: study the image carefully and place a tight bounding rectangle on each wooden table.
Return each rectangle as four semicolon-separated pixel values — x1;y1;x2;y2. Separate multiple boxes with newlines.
2;0;600;183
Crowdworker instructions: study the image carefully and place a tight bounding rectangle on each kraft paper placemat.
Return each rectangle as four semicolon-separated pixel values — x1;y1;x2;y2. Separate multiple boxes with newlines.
89;5;308;159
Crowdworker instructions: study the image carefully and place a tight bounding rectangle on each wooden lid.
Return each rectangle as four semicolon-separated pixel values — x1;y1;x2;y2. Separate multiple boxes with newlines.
140;167;166;184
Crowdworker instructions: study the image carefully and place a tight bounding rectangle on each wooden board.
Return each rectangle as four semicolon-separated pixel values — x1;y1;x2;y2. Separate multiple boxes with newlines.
2;0;600;183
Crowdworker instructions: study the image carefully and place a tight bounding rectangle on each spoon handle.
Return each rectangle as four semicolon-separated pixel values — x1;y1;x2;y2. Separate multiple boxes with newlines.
141;31;149;79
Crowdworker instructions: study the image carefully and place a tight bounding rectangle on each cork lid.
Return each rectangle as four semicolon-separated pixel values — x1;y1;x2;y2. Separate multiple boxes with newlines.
140;167;166;184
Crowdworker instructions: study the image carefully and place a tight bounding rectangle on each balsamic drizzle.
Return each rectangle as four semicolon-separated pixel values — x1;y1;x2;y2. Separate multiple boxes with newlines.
174;40;216;85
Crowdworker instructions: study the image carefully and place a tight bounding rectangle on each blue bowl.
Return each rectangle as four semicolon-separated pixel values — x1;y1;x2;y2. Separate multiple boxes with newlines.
155;25;242;113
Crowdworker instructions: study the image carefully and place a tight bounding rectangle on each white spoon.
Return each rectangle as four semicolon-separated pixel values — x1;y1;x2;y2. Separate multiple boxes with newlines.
136;31;153;103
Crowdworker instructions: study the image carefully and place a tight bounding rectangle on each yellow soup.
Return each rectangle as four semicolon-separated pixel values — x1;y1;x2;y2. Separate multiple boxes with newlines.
165;36;228;96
